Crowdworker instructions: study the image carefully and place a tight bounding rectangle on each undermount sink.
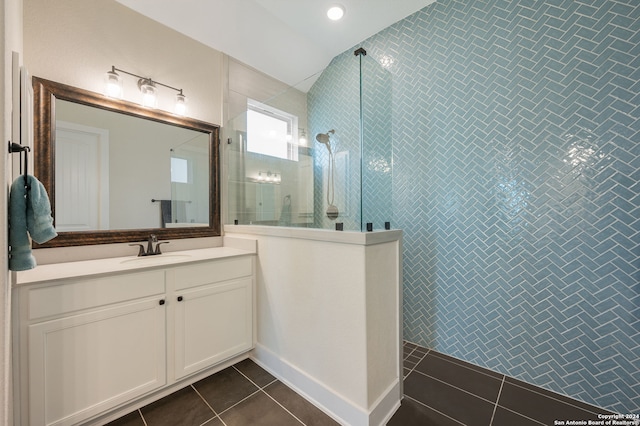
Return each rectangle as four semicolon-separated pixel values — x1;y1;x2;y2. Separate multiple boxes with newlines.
120;254;192;265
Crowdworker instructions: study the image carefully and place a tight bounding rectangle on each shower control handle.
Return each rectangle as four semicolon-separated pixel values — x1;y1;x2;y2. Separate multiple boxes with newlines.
158;299;165;306
177;296;183;302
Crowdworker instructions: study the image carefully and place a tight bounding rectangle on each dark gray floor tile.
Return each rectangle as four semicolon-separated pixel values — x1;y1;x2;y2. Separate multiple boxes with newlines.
233;358;277;388
406;354;422;366
414;353;503;402
404;371;495;425
104;410;145;426
428;351;503;380
498;381;604;425
491;406;544;426
264;380;340;426
404;342;418;350
193;366;260;413
413;346;429;356
140;387;215;426
504;376;614;415
387;397;463;426
220;391;302;426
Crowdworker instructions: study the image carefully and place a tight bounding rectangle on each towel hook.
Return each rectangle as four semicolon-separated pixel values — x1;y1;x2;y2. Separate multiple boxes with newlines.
8;142;31;190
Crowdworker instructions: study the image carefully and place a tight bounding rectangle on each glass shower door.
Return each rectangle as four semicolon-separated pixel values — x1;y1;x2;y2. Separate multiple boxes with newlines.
169;133;210;226
360;53;393;231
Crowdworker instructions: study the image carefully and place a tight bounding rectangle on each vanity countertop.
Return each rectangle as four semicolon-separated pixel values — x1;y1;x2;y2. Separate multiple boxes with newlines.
14;246;255;286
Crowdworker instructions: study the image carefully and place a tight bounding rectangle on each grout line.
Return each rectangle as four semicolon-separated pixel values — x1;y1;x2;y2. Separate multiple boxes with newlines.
191;384;228;426
198;364;304;424
411;368;500;406
201;417;226;426
504;379;608;416
405;348;430;377
232;364;278;390
403;395;467;426
232;365;315;425
137;408;148;426
260;387;307;425
428;351;504;382
488;376;505;426
493;404;548;426
228;388;262;416
234;365;338;425
202;364;278;419
216;388;263;417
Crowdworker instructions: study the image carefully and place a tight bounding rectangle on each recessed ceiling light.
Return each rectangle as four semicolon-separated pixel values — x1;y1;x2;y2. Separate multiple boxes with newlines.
327;5;345;21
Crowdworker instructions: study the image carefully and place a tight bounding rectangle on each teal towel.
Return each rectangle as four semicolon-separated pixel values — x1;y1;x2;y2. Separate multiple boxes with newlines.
9;175;57;271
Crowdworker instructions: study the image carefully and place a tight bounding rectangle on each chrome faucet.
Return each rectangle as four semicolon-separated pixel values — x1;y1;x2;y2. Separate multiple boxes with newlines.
129;234;169;256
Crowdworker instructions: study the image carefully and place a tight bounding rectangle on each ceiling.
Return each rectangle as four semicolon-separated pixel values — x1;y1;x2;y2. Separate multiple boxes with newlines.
115;0;436;91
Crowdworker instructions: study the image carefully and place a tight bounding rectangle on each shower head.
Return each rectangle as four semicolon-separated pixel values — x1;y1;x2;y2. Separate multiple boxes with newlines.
315;129;335;152
315;133;330;144
315;129;339;220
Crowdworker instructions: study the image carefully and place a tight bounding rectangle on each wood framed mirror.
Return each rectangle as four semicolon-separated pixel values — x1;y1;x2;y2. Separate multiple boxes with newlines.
32;77;220;248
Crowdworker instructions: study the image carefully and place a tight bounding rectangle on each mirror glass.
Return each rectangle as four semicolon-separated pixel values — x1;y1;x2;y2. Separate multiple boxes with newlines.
33;77;220;247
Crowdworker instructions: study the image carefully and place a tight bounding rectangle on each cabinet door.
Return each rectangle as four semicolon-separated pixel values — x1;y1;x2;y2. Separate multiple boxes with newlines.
28;298;166;426
174;278;253;379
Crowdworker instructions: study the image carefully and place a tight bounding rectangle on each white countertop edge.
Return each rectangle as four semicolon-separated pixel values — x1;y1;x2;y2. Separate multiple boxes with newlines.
15;246;256;286
224;224;402;245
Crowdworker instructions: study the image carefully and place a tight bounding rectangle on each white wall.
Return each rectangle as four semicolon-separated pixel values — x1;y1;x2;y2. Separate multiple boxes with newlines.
1;0;22;423
24;0;223;125
226;226;402;426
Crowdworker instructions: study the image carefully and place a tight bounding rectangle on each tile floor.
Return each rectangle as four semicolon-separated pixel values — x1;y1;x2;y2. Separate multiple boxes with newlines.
391;342;615;426
106;358;339;426
107;342;614;426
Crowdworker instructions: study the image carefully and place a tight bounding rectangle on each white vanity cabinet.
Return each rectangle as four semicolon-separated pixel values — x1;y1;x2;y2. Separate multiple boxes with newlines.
15;270;167;426
13;249;256;426
171;256;253;379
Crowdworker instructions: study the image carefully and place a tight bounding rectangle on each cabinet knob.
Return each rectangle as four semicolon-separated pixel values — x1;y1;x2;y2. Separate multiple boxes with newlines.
159;299;165;305
177;296;183;302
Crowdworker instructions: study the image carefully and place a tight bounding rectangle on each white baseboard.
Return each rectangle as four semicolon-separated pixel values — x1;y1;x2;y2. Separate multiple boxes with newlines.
251;343;401;426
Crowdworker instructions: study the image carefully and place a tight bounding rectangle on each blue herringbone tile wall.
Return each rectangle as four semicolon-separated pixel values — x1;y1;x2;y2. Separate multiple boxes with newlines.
313;0;639;414
308;52;362;230
309;53;394;230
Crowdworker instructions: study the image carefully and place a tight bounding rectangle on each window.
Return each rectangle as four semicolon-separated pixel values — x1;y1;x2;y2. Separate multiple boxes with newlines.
171;157;189;183
247;99;299;161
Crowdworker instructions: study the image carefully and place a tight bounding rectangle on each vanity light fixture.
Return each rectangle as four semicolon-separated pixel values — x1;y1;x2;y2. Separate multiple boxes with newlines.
299;128;308;145
103;66;188;116
327;4;345;21
255;171;281;184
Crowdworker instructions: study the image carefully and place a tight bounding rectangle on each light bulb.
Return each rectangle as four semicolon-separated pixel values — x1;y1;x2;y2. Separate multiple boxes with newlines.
327;5;345;21
104;69;123;98
175;92;188;116
138;79;157;108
